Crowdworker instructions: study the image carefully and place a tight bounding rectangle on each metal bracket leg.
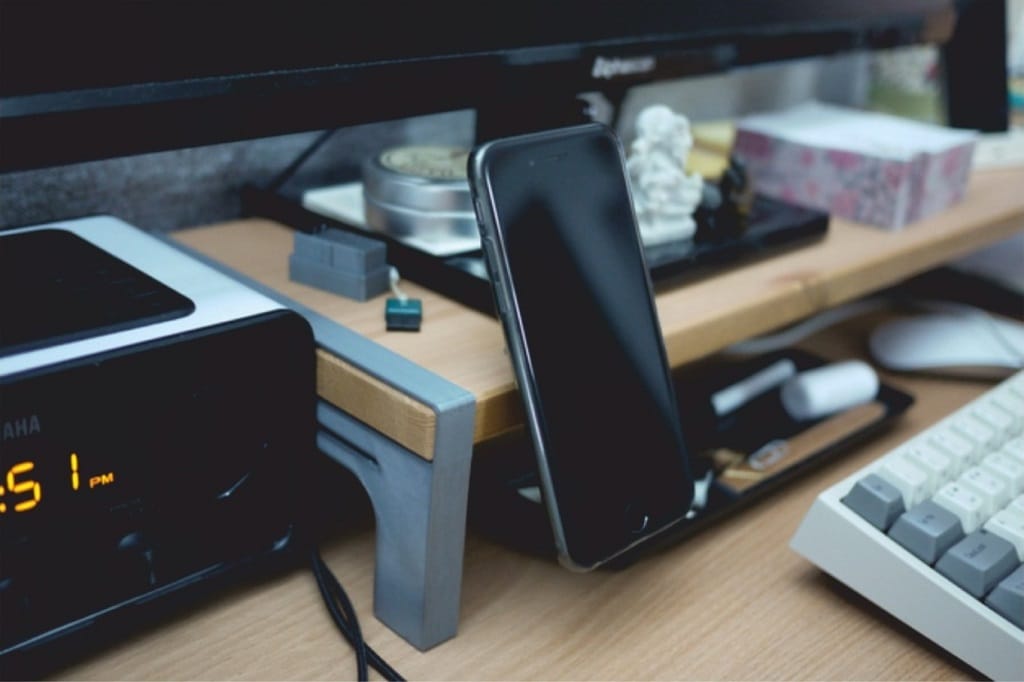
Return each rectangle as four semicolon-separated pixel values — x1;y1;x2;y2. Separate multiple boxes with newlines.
317;399;474;650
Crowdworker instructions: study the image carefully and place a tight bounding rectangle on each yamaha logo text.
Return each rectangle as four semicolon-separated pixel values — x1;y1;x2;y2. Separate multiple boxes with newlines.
2;415;42;441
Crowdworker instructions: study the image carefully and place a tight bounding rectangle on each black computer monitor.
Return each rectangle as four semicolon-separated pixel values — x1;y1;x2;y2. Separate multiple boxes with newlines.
0;0;1001;173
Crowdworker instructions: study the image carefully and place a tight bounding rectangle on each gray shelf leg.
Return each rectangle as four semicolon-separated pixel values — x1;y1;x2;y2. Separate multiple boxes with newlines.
317;399;474;650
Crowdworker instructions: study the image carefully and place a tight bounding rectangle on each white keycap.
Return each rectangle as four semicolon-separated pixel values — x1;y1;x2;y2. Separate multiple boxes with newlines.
981;451;1024;496
990;391;1024;436
902;444;954;491
1007;373;1024;400
929;427;978;470
958;466;1011;517
972;403;1016;441
984;507;1024;561
933;482;986;533
994;387;1024;412
952;414;1000;451
1004;437;1024;466
876;456;931;508
1009;494;1024;516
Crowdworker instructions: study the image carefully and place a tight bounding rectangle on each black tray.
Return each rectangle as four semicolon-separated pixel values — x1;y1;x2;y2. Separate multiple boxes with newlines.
467;349;914;565
241;185;829;315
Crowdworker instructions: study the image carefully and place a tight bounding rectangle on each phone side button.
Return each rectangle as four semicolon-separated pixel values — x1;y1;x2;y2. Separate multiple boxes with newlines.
481;238;508;316
480;234;497;260
494;288;510;317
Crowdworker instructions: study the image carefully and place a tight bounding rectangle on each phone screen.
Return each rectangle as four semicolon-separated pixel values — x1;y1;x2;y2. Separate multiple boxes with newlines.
471;124;694;568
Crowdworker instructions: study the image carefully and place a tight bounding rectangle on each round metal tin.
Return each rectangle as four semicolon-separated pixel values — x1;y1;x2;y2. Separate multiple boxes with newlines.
364;145;472;211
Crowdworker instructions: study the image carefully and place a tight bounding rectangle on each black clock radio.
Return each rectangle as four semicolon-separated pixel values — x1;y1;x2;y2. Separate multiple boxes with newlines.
0;216;315;675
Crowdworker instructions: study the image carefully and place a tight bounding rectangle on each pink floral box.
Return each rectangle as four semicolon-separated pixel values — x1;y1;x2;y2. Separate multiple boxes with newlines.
733;102;977;230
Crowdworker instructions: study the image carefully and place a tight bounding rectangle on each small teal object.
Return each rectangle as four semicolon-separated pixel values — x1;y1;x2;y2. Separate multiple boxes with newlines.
385;298;422;331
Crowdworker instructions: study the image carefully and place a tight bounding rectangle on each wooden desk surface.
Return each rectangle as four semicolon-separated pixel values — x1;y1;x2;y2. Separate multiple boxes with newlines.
173;167;1024;458
58;313;999;680
79;168;1021;679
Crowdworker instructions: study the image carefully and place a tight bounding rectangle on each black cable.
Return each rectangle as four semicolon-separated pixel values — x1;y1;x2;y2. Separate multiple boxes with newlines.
311;548;368;680
310;548;405;681
317;552;405;682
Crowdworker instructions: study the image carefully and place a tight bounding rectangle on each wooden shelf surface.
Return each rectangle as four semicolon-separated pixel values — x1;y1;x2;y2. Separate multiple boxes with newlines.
174;167;1024;457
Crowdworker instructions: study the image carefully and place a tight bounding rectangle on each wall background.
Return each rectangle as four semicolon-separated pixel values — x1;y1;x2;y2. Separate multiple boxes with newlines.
0;111;474;233
0;54;871;233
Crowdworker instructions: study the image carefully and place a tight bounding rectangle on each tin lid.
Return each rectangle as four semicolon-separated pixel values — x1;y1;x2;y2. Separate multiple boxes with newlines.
362;145;473;213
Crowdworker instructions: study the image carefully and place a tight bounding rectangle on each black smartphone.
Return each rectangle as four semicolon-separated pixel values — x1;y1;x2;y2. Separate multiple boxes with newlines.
469;123;695;570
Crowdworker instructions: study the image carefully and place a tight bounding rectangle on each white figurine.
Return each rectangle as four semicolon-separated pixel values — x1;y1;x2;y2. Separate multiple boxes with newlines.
626;104;704;245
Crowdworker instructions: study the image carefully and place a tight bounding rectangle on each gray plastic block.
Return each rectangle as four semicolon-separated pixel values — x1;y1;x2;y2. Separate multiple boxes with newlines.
289;253;390;301
293;228;386;274
292;231;332;266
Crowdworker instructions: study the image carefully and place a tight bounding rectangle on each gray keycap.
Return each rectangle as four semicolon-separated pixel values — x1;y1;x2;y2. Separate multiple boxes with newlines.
842;474;905;530
888;500;965;564
985;564;1024;628
936;531;1019;598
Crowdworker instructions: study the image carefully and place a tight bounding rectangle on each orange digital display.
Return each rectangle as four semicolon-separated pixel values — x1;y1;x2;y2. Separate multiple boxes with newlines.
0;454;115;515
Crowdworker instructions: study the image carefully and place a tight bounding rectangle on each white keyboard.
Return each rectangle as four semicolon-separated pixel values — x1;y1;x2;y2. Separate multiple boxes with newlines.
791;371;1024;681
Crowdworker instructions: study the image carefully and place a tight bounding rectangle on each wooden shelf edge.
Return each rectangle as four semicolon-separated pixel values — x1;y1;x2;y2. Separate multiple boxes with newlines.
656;167;1024;368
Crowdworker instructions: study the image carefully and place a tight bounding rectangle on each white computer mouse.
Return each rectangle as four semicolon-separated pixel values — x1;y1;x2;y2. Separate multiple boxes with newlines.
869;311;1024;374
